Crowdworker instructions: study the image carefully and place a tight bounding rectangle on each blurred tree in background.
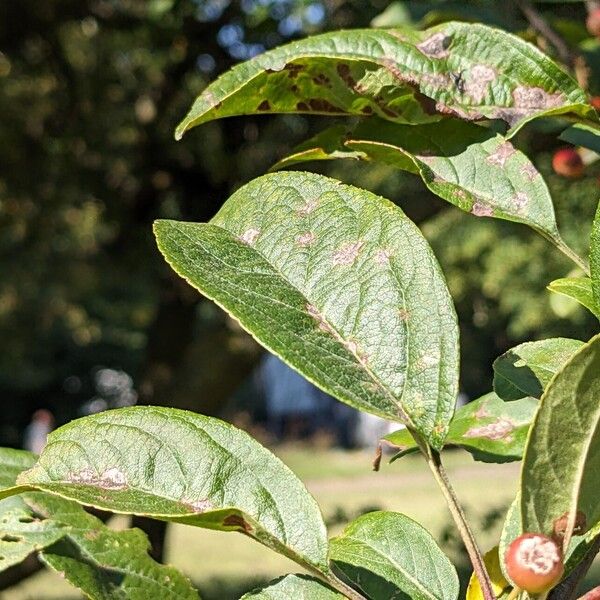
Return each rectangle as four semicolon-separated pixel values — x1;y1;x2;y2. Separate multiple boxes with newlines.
1;0;599;443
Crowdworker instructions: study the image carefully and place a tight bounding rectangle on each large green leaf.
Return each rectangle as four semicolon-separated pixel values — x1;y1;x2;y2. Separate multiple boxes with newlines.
154;172;459;448
547;277;600;320
17;406;329;573
493;338;584;400
521;334;600;550
384;393;537;463
273;118;565;246
329;511;459;600
241;575;344;599
176;23;592;140
591;201;600;310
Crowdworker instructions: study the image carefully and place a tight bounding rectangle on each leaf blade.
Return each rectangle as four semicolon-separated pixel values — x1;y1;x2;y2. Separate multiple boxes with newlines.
241;574;344;599
547;277;600;320
521;333;600;549
591;201;600;311
155;171;459;448
18;406;329;573
176;23;592;139
329;511;459;600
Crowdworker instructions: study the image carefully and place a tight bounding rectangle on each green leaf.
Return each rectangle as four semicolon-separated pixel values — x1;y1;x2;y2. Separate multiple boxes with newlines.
559;122;600;154
176;23;592;140
17;406;329;573
384;393;537;463
521;333;600;550
0;494;66;570
29;493;199;600
0;447;36;499
493;337;585;400
591;201;600;310
241;575;344;599
273;118;563;243
329;511;459;600
547;277;600;320
154;171;459;448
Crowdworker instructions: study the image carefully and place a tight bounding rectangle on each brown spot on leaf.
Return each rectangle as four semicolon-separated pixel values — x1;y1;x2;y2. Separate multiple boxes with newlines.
307;303;336;335
312;73;330;86
257;100;271;111
398;308;409;321
296;101;309;111
284;63;304;78
290;84;299;93
463;65;496;103
333;240;364;266
223;514;253;533
380;106;398;118
471;201;494;217
464;418;514;441
361;106;374;115
513;86;564;111
308;98;343;113
486;142;516;167
297;197;318;216
553;511;587;538
67;467;127;490
422;73;452;90
513;191;529;212
185;499;214;513
474;405;490;419
417;32;451;59
375;249;392;265
1;535;22;543
337;63;356;88
84;530;101;541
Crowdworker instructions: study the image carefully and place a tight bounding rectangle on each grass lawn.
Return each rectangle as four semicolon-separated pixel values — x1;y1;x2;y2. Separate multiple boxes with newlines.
4;446;599;599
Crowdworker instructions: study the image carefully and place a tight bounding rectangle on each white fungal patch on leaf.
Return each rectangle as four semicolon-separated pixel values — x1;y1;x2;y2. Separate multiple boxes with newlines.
486;142;516;167
464;64;496;103
513;86;564;110
417;32;451;59
239;228;260;245
464;418;514;441
185;499;214;513
513;191;529;212
67;467;128;490
297;197;318;216
333;240;364;266
297;231;315;247
375;249;392;265
471;201;494;217
520;163;539;181
421;73;452;90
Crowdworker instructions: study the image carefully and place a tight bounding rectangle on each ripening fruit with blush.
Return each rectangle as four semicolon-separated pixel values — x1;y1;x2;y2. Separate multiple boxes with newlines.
552;148;584;178
591;96;600;112
588;8;600;38
505;533;564;593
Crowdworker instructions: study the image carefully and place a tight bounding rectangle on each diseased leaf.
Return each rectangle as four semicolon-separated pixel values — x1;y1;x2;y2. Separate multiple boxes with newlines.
176;23;592;139
0;448;36;500
154;172;459;448
241;575;343;599
493;337;584;400
547;277;600;320
273;118;565;245
591;201;600;310
30;493;199;600
521;334;600;550
329;511;459;600
17;406;329;573
384;393;537;463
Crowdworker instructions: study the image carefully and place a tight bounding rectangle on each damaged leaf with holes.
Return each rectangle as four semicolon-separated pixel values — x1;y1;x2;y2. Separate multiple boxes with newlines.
176;22;593;140
154;171;459;449
272;117;570;252
16;406;330;574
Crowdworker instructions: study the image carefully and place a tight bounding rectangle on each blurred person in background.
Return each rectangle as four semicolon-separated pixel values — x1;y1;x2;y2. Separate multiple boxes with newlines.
23;408;54;454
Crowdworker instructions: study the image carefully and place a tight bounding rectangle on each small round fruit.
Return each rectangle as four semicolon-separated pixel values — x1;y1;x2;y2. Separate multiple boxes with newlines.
588;8;600;38
552;147;584;178
591;96;600;112
505;533;564;594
